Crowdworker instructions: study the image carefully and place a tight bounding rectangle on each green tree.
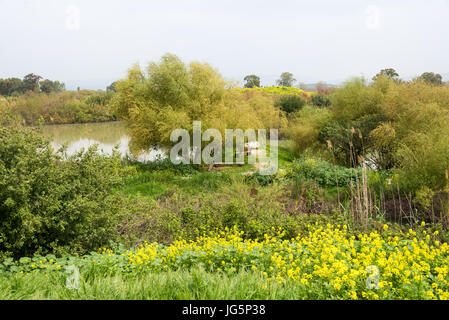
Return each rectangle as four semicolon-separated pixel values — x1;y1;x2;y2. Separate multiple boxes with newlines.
373;68;399;81
243;75;261;88
276;72;296;87
21;73;42;92
39;79;65;94
418;72;443;85
106;81;117;92
112;54;227;152
112;54;286;155
0;78;23;96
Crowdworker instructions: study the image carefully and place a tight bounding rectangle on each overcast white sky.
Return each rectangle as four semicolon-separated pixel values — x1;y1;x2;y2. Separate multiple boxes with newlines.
1;0;448;90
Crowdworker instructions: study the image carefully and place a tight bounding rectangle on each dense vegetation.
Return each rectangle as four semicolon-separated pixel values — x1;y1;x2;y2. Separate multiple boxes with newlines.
0;123;124;258
287;76;449;226
0;90;116;125
1;57;449;300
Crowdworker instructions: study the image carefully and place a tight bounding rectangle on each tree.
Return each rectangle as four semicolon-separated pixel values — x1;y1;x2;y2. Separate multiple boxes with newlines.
106;81;117;92
243;75;260;88
39;79;65;94
418;72;443;85
112;54;228;151
373;68;399;81
0;78;23;96
276;72;296;87
21;73;42;92
112;54;287;154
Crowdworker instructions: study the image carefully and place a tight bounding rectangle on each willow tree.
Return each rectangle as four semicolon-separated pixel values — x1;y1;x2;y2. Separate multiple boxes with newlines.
112;54;286;156
112;54;227;154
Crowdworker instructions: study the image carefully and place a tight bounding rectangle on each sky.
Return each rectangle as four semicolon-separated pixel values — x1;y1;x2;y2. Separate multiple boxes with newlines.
1;0;449;90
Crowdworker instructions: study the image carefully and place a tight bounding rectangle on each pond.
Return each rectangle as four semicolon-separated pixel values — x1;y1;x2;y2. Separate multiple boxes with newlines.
41;121;166;162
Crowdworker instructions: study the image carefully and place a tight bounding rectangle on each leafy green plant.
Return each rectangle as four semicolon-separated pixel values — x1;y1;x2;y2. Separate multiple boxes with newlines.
275;95;306;114
244;172;277;186
287;157;361;189
0;124;123;258
311;94;331;107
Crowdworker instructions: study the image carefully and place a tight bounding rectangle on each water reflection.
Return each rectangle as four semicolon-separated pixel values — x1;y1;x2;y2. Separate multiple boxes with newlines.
42;121;166;162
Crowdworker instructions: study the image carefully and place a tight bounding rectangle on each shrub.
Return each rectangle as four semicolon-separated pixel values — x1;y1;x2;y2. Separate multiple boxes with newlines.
287;105;331;156
244;171;277;186
275;95;306;114
127;156;199;175
287;157;361;189
311;94;331;107
0;125;123;258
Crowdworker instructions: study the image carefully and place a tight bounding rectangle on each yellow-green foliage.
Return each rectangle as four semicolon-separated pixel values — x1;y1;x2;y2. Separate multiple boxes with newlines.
0;97;10;120
287;105;331;155
219;89;287;133
3;90;115;125
112;54;287;154
288;76;449;197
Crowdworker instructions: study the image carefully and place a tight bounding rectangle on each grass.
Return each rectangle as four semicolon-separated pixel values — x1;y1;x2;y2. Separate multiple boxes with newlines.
122;143;296;198
277;140;296;167
123;170;235;198
0;268;307;300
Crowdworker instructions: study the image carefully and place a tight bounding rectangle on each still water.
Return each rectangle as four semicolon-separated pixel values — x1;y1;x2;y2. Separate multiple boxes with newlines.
42;121;166;162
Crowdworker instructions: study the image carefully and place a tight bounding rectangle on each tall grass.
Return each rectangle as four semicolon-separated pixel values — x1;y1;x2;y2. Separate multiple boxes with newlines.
0;268;312;300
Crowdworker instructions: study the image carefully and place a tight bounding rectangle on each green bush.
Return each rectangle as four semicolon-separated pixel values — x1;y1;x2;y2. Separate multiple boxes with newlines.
311;94;331;107
244;171;278;186
287;157;361;189
275;95;306;114
0;125;123;258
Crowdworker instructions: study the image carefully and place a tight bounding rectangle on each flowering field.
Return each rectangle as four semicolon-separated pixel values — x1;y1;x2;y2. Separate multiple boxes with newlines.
236;86;312;97
2;223;448;300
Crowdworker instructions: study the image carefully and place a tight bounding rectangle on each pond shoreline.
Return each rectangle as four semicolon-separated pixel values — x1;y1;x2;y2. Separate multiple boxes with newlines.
32;118;121;128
